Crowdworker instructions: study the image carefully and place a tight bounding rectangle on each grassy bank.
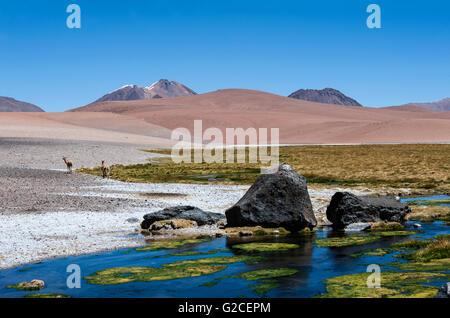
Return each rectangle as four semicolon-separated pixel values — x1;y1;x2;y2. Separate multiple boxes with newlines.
78;144;450;192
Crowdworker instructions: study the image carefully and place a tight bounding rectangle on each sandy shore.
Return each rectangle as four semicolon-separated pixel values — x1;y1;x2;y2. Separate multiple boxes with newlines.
0;136;375;269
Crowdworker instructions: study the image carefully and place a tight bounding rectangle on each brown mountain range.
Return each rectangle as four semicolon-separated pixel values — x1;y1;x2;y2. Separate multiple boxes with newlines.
69;89;450;144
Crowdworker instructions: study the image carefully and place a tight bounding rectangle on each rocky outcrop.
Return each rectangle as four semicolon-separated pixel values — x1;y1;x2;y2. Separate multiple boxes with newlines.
9;279;45;291
149;219;197;231
435;282;449;298
288;88;361;106
225;163;317;231
141;206;223;229
326;192;411;228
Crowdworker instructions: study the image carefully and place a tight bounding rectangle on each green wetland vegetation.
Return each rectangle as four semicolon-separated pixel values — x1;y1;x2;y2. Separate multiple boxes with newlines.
78;144;450;193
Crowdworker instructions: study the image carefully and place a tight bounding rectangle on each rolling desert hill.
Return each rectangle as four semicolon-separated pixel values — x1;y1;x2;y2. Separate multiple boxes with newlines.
0;96;44;112
69;89;450;144
95;79;197;102
288;88;361;106
0;112;173;146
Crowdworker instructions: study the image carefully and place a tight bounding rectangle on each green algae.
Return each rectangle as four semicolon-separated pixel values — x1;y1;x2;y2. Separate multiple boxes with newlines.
249;281;280;296
85;255;263;285
385;258;450;272
436;234;450;241
371;231;417;237
85;264;227;285
18;268;31;272
6;282;42;291
369;222;404;232
169;249;229;256
390;239;433;250
202;268;298;296
24;293;71;298
397;240;450;263
238;268;298;281
351;248;388;258
315;236;380;248
231;243;300;252
168;255;264;266
318;271;447;298
135;237;212;251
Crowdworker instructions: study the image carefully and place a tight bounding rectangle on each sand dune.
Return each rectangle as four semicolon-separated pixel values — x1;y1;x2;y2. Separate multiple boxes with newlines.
0;112;173;146
70;89;450;144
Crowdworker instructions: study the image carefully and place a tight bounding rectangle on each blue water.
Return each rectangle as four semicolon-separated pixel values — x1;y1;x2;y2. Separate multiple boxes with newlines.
401;195;450;206
0;196;448;298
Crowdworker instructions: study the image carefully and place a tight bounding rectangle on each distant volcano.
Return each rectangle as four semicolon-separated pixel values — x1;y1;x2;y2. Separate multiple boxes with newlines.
405;98;450;112
0;96;44;112
95;79;197;102
288;88;361;106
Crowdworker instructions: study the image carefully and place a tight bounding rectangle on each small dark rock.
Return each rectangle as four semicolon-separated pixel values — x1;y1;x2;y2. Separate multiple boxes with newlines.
344;222;371;232
141;206;223;229
126;217;140;223
326;192;411;228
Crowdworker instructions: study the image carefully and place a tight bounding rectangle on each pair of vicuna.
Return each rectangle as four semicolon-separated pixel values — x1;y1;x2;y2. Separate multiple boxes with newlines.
62;157;110;178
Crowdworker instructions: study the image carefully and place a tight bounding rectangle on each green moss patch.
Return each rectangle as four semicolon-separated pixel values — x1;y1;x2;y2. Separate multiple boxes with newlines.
6;282;43;291
136;237;211;251
231;243;300;252
24;293;71;298
315;236;380;248
407;205;450;222
371;231;417;237
85;255;263;285
397;240;450;263
369;222;404;232
238;268;298;281
351;248;388;258
390;239;433;250
168;255;264;266
85;264;226;285
386;258;450;272
318;271;447;298
170;249;229;256
202;268;298;296
224;227;290;236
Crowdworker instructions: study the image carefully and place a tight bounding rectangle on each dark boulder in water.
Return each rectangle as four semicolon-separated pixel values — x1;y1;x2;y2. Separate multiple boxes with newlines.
225;163;317;231
326;192;411;228
141;206;223;229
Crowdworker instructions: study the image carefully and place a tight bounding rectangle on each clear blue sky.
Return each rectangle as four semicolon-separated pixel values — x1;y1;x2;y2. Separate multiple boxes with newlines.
0;0;449;111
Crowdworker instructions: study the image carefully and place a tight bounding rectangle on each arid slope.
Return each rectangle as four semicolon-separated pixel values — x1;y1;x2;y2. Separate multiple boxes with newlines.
70;89;450;144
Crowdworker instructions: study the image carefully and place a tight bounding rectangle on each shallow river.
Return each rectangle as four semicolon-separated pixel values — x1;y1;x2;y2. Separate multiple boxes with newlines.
0;195;448;298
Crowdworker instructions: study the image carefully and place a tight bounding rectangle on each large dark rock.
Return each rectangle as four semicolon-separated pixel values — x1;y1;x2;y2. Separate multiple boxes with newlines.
225;163;317;231
326;192;411;228
435;282;449;298
141;206;223;229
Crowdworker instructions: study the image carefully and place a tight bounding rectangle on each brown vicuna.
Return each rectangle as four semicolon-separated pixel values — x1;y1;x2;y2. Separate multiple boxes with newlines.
62;157;73;173
101;160;110;179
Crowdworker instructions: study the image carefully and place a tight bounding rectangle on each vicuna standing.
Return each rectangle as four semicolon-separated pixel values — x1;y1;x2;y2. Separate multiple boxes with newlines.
62;156;73;173
101;160;110;179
